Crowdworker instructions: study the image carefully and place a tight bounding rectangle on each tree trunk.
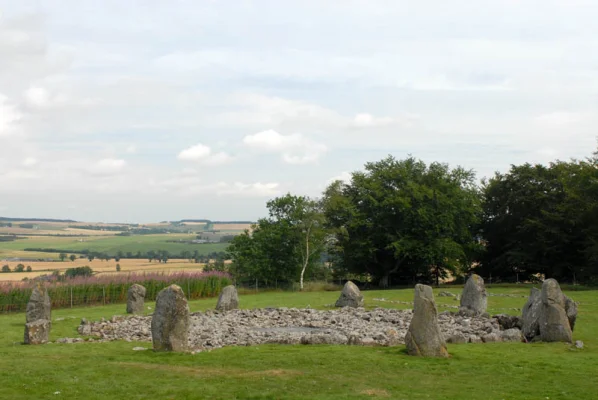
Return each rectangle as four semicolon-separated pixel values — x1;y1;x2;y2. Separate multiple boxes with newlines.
378;275;389;288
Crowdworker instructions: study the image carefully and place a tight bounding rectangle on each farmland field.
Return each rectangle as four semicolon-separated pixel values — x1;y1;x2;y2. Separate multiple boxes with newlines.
0;286;596;399
0;234;228;259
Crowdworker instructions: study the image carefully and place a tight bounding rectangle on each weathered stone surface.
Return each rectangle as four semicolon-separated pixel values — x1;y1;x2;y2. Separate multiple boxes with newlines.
24;319;51;344
215;285;239;311
459;274;487;315
564;296;578;331
151;284;190;352
493;314;522;330
521;287;542;340
126;284;146;314
26;283;51;323
539;279;573;343
405;284;449;357
500;328;523;342
335;281;364;308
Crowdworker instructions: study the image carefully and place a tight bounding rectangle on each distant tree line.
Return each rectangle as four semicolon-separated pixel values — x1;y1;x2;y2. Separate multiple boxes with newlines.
25;248;228;263
227;149;598;287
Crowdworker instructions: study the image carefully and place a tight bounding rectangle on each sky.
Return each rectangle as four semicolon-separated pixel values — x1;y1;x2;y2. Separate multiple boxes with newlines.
0;0;597;223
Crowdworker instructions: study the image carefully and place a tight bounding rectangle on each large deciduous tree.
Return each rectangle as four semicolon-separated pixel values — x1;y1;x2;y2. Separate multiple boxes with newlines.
323;156;482;287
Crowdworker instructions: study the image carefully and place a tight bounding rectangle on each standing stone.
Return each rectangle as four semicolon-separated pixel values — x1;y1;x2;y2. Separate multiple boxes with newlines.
405;284;449;358
539;279;573;343
126;284;146;314
335;281;364;308
151;284;189;352
564;296;578;331
521;287;542;340
215;285;239;311
24;319;51;344
459;274;487;315
26;283;51;323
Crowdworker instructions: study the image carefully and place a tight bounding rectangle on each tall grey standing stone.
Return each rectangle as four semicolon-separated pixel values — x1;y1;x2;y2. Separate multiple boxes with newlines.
26;283;51;323
151;284;190;352
216;285;239;311
24;319;51;344
539;279;573;343
405;284;449;357
521;287;542;340
459;274;487;315
335;281;364;308
127;284;146;314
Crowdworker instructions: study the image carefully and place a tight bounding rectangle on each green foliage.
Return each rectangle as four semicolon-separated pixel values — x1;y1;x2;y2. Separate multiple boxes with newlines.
69;254;77;262
1;265;10;273
14;264;25;272
26;265;32;272
59;252;67;261
116;264;121;272
228;194;328;288
481;155;598;283
64;266;94;279
324;155;482;287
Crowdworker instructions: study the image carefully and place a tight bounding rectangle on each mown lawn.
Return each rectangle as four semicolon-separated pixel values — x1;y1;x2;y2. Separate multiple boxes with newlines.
0;286;596;399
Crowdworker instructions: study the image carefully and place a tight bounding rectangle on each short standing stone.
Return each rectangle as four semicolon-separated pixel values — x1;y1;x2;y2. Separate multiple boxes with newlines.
24;319;51;344
216;285;239;311
459;274;487;315
151;284;190;352
521;287;542;340
335;281;364;308
564;296;578;331
127;284;147;314
405;284;449;357
26;283;51;323
539;279;573;343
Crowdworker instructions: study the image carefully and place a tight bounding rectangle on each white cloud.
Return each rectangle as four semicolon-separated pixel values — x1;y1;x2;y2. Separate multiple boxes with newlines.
177;143;233;165
534;111;582;126
22;157;38;167
24;87;50;108
0;94;21;136
125;144;137;154
88;158;126;176
353;113;394;128
214;182;280;197
327;171;352;184
243;129;327;164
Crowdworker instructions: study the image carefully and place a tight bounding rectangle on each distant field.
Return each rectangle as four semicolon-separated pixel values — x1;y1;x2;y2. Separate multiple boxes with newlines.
212;223;252;231
0;234;229;259
0;258;207;281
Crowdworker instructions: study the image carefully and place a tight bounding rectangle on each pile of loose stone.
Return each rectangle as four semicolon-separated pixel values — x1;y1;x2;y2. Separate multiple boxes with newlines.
24;274;580;358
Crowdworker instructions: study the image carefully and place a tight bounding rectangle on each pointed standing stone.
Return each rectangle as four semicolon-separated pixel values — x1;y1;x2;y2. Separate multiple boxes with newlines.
335;281;364;308
539;279;573;343
459;274;487;315
26;283;51;323
127;284;146;314
151;284;190;352
216;285;239;311
405;284;449;357
521;287;542;340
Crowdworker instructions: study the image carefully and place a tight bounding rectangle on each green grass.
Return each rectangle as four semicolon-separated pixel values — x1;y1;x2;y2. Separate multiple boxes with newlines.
0;234;229;258
0;286;597;399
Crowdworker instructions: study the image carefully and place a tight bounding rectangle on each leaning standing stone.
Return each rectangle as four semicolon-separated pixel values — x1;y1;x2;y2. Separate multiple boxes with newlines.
335;281;364;308
24;319;51;344
127;284;147;314
459;274;487;315
405;284;449;358
151;284;190;352
216;285;239;311
26;283;51;323
521;287;542;340
539;279;573;343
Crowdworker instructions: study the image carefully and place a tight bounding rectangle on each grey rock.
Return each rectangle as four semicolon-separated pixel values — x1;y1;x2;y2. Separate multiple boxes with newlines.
574;340;584;349
459;274;487;315
126;284;146;314
438;291;456;297
335;281;364;308
151;284;190;352
539;279;572;343
521;287;542;340
216;285;239;311
500;328;523;342
24;319;51;344
405;284;449;357
26;283;51;323
564;296;577;331
493;314;522;330
446;333;468;344
481;332;501;343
